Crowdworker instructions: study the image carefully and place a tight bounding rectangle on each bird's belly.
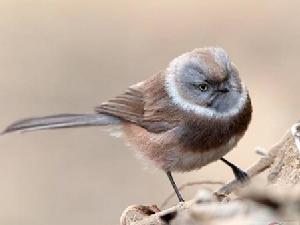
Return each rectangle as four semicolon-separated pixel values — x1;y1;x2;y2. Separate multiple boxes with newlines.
121;122;241;172
163;135;240;172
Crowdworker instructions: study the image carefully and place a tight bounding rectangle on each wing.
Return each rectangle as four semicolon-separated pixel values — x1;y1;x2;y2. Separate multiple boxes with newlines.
95;83;144;124
95;72;182;133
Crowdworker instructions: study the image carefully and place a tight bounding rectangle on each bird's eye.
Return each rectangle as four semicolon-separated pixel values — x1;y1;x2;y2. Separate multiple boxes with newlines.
199;83;208;92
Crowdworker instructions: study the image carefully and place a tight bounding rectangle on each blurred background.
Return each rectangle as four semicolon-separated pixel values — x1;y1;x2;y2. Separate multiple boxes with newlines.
0;1;300;224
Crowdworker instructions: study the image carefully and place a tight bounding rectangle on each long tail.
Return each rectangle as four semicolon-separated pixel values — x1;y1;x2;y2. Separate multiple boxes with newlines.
1;113;120;135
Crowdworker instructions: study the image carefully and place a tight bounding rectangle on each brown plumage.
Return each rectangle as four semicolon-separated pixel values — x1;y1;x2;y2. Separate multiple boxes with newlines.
96;72;182;133
2;47;252;202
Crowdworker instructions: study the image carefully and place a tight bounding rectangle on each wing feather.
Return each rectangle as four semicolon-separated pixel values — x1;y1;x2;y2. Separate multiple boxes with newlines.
95;72;182;133
95;85;144;123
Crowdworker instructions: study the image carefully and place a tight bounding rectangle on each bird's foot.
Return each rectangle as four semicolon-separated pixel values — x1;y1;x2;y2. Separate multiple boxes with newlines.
231;165;249;183
220;157;249;183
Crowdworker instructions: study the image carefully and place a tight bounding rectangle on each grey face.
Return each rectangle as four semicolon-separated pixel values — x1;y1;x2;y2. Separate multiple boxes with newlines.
173;48;243;113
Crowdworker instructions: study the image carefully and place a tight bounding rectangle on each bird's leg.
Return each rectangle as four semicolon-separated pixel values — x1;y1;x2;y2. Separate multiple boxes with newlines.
166;171;184;202
220;157;249;183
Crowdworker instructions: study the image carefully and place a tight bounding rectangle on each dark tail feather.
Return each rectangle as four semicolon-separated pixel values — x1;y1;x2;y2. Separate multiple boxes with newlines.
2;113;120;135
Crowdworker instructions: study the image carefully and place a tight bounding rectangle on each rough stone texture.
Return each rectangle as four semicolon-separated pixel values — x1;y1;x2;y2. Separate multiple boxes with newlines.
120;123;300;225
267;133;300;185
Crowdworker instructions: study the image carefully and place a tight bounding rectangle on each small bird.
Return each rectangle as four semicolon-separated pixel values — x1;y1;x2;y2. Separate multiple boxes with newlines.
2;47;252;202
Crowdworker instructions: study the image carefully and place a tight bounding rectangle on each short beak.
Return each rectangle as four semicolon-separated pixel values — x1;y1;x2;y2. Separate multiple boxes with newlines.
216;88;229;93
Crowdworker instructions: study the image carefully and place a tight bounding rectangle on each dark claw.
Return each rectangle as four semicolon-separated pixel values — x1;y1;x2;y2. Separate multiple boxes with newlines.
160;211;177;224
220;157;250;183
232;166;249;183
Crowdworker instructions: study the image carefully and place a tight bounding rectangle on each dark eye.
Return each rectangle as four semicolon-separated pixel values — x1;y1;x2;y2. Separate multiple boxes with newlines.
199;83;208;92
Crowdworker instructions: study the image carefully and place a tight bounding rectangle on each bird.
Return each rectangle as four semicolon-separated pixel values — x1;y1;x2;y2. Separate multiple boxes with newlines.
2;47;252;202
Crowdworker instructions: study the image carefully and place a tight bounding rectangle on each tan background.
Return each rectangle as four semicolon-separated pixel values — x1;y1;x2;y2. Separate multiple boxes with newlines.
0;1;300;225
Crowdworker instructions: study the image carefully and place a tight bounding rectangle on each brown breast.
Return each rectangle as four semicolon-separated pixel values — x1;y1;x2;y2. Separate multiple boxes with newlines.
179;95;252;152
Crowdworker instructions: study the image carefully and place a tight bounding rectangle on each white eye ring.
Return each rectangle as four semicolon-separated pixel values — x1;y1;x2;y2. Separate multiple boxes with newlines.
199;83;208;92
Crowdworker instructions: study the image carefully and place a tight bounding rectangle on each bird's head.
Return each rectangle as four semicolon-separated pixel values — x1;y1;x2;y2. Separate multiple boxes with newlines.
165;47;248;118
